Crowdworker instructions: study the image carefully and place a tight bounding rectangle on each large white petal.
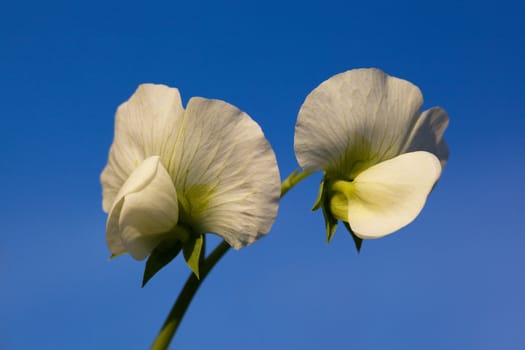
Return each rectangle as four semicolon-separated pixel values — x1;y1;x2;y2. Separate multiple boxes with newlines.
101;84;184;212
403;107;450;169
165;97;281;249
294;68;423;179
106;156;179;260
344;151;441;239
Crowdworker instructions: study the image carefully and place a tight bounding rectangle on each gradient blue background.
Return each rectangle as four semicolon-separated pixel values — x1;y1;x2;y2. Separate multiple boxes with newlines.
1;0;524;349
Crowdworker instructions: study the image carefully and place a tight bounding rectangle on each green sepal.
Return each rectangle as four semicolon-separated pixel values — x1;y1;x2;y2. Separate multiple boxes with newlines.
311;178;325;211
142;239;183;287
343;222;362;253
183;234;205;279
312;176;338;243
322;203;338;243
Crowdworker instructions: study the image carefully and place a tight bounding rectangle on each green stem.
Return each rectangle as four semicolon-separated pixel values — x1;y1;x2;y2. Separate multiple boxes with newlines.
150;169;312;350
280;170;313;197
150;240;230;350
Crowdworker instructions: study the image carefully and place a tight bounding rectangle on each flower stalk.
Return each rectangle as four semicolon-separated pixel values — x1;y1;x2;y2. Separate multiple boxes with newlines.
149;240;230;350
150;169;311;350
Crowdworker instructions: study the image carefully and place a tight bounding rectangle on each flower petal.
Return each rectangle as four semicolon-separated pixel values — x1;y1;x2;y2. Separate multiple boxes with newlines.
403;107;450;169
101;84;185;212
294;68;423;179
106;156;179;260
165;97;281;249
344;151;441;239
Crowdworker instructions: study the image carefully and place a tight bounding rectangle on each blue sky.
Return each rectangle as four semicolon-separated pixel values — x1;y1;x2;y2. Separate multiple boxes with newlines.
1;0;524;349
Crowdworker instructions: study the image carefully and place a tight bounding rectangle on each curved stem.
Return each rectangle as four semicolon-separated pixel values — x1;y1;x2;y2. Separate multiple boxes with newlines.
280;170;313;197
150;241;230;350
150;169;312;350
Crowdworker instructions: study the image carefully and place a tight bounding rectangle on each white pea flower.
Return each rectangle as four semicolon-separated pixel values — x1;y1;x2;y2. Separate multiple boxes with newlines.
101;84;280;260
294;68;449;242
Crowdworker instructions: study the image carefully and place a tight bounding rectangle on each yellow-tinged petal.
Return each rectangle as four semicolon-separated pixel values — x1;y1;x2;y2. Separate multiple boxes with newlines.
106;156;179;260
102;85;281;252
166;97;281;249
294;68;424;178
331;151;441;239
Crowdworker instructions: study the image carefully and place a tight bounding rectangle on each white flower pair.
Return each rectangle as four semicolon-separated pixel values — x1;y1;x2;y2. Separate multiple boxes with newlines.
101;68;448;261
